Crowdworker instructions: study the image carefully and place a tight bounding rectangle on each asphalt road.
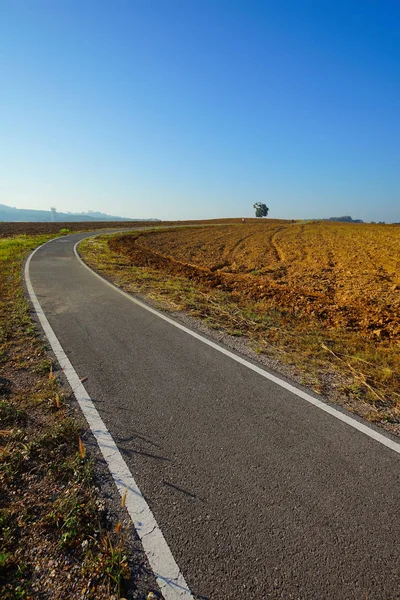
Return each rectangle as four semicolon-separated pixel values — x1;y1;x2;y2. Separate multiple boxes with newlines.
28;232;400;599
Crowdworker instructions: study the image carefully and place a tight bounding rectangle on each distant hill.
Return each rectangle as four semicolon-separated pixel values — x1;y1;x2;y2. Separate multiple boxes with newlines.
325;216;364;223
0;204;158;222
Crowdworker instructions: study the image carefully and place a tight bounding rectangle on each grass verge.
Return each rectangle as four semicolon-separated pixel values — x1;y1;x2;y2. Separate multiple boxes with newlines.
79;232;400;434
0;235;138;599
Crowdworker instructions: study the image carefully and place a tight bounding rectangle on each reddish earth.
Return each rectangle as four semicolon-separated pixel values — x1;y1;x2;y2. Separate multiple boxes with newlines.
109;221;400;341
0;218;260;238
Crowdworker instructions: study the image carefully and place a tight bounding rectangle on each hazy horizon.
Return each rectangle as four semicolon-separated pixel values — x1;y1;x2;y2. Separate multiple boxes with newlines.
1;201;395;223
1;201;393;224
2;1;399;223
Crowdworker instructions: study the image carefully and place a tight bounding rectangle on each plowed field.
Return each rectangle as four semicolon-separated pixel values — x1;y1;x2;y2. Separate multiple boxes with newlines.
110;221;400;341
0;217;256;238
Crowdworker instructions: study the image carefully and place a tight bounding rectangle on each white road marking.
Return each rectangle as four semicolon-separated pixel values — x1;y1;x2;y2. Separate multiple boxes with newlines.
74;236;400;457
25;242;194;600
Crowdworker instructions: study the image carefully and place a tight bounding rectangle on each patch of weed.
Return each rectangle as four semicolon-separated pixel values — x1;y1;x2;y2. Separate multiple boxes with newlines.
0;400;27;426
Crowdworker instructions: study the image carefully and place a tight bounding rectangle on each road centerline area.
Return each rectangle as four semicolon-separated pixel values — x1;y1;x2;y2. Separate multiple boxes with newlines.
27;232;400;599
25;237;194;600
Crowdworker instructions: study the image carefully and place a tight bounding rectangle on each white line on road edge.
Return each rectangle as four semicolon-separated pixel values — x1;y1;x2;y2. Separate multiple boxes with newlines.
25;244;194;600
74;237;400;457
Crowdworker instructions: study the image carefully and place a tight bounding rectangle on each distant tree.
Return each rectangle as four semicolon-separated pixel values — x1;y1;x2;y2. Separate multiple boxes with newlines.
253;203;269;218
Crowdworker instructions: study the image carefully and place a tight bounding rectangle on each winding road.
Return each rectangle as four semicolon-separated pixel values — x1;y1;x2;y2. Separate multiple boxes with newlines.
27;231;400;599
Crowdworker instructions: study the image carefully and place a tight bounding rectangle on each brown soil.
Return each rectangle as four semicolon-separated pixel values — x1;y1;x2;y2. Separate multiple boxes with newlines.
0;217;265;238
110;221;400;342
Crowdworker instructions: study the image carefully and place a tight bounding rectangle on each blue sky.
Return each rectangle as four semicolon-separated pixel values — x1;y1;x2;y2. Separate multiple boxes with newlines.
1;0;399;221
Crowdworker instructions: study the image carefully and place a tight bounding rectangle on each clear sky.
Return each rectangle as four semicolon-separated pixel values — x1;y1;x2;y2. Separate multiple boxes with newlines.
1;0;399;221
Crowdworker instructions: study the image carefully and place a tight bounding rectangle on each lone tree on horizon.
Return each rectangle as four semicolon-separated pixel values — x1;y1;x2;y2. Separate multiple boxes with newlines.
253;203;269;218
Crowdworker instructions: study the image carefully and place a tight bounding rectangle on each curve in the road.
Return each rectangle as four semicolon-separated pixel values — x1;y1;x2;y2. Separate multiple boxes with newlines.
26;231;400;600
25;234;193;600
73;239;400;457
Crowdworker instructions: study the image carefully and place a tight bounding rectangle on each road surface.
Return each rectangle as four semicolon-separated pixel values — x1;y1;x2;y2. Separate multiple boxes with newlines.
28;232;400;599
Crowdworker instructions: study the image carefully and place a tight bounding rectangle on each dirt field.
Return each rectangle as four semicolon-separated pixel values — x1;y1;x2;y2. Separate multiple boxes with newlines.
0;217;257;238
110;220;400;341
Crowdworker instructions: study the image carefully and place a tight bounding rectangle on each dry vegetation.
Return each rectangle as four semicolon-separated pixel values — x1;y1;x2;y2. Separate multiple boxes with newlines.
0;235;153;599
80;220;400;431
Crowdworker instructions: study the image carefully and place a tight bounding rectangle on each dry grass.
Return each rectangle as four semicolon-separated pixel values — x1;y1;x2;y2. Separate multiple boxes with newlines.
79;223;400;433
